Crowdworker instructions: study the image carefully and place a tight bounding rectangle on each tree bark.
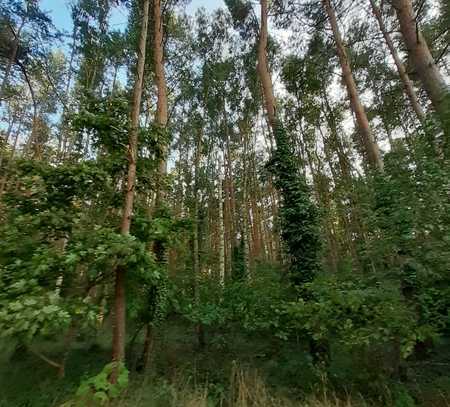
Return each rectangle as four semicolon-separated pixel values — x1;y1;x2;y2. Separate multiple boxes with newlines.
57;322;78;378
141;323;153;371
369;0;426;122
241;125;250;275
257;0;276;129
257;0;287;265
322;0;383;171
391;0;450;141
223;178;232;278
111;0;150;382
218;158;225;284
193;130;205;348
223;108;237;255
139;0;170;372
154;0;169;203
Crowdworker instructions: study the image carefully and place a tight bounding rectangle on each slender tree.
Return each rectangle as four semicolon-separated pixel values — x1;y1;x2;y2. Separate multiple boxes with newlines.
111;0;150;382
391;0;450;142
257;0;320;285
369;0;426;122
322;0;383;171
154;0;169;201
218;156;225;284
140;0;170;371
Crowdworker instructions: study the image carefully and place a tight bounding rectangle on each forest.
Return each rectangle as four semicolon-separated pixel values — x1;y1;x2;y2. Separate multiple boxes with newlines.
0;0;449;405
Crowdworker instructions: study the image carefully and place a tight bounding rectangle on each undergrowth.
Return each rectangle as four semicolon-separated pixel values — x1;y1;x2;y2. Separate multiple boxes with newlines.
1;320;449;407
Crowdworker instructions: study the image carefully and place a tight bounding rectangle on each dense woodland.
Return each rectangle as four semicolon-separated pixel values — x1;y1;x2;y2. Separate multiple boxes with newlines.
0;0;449;405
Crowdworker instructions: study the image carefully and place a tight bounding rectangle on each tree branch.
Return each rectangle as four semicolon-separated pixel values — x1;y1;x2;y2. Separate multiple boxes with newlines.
28;347;62;369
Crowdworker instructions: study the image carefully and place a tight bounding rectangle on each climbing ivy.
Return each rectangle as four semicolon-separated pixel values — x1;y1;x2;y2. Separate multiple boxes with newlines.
267;121;321;286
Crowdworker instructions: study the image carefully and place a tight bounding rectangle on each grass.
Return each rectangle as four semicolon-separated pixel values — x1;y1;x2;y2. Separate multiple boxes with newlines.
113;367;372;407
1;320;449;406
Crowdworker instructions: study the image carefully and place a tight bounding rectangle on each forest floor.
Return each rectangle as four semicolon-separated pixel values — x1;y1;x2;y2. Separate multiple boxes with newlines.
1;318;449;406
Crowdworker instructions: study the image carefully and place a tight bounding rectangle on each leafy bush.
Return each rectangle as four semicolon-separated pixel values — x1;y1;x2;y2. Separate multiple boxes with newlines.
283;273;437;363
61;362;129;406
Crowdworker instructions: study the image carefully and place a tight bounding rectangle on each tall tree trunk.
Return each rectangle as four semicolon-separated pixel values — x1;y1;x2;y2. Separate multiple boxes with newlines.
140;324;153;371
369;0;426;122
223;108;237;255
141;0;170;371
193;130;205;348
258;0;320;279
218;158;225;284
257;0;276;129
223;179;232;278
257;0;282;264
241;128;250;276
250;190;262;258
110;0;150;382
154;0;169;203
322;0;383;171
391;0;450;143
268;181;280;261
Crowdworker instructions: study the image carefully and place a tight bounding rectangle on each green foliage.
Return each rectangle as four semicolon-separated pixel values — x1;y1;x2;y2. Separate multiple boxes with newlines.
67;227;158;282
1;1;450;404
70;94;171;191
71;95;130;153
390;384;416;407
63;362;129;406
231;239;246;281
267;121;321;286
0;282;70;340
174;273;228;327
282;54;322;97
283;274;434;359
0;158;159;343
367;135;450;336
129;206;191;328
175;262;288;334
223;263;287;333
3;159;112;217
224;0;257;40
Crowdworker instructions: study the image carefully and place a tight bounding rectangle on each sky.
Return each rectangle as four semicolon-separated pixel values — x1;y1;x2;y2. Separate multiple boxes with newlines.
25;0;227;136
40;0;225;34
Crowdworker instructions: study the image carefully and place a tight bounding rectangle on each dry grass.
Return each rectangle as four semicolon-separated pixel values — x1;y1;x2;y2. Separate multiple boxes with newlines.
116;365;372;407
227;365;369;407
